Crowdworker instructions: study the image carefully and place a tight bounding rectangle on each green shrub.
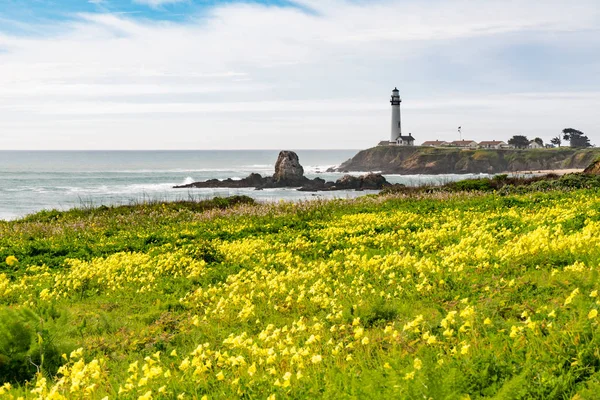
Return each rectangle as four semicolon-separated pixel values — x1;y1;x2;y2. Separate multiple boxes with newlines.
450;179;494;192
0;307;64;384
557;174;600;189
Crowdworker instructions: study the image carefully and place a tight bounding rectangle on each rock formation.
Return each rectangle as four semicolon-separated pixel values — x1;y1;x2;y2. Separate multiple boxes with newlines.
173;151;392;191
297;173;390;191
583;158;600;174
273;151;306;185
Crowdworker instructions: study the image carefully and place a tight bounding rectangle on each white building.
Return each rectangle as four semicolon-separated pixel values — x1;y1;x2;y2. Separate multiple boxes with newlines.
529;141;543;149
450;140;478;148
479;140;508;149
421;140;449;147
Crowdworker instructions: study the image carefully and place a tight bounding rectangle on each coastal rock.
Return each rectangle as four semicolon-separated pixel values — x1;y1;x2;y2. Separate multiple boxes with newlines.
584;159;600;174
174;151;392;192
336;175;361;189
298;173;390;191
360;173;390;189
273;151;307;185
173;173;269;189
297;177;329;192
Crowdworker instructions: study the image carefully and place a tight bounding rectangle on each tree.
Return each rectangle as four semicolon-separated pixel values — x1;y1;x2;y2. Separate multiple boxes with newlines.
508;135;530;149
533;137;544;146
562;128;591;148
550;136;562;147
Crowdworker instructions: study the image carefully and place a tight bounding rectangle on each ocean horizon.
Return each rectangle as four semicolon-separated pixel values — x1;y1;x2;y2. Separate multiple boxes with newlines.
0;149;490;220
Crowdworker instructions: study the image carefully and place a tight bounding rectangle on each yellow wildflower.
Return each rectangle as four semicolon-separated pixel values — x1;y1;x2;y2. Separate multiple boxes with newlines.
564;288;580;306
413;358;422;370
179;358;190;371
138;390;152;400
5;256;18;266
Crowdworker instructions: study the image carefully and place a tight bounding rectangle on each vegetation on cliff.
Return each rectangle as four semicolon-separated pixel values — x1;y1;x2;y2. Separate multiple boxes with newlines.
338;146;600;174
2;186;600;398
382;172;600;196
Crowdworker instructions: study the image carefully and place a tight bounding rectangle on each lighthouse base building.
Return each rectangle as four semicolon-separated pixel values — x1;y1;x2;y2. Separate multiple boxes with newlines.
395;134;415;146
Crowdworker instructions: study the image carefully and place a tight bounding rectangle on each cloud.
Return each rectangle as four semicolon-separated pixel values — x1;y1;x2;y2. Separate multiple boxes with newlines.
0;0;598;149
132;0;187;8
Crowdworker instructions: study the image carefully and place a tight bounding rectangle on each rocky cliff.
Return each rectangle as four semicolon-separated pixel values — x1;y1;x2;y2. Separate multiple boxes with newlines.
584;157;600;174
337;147;600;174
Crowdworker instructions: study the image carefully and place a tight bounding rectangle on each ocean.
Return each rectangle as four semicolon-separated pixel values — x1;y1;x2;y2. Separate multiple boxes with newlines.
0;150;489;220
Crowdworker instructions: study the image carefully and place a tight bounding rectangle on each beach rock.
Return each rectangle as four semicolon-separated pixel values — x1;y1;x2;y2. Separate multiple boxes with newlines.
273;151;306;185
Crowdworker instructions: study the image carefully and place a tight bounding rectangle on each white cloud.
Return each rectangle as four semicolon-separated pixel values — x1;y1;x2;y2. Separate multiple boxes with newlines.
0;0;598;149
132;0;187;8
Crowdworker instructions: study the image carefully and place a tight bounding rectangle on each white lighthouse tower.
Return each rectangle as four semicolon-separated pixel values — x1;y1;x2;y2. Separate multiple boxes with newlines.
390;87;401;143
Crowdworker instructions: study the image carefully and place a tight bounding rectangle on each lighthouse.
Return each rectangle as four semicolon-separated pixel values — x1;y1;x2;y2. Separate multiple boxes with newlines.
390;87;401;142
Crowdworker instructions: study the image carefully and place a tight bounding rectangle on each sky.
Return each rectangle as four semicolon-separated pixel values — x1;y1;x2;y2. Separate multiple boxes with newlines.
0;0;599;150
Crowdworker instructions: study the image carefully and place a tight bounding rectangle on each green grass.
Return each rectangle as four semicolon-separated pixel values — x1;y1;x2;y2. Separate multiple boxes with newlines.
1;190;600;398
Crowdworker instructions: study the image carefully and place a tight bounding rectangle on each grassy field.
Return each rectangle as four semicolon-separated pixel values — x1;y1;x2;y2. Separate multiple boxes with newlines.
2;190;600;399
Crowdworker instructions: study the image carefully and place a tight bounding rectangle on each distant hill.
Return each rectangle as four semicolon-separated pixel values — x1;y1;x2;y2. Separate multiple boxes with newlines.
337;146;600;174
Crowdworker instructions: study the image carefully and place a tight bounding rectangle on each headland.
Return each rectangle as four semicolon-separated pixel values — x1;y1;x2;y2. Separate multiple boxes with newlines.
335;146;600;175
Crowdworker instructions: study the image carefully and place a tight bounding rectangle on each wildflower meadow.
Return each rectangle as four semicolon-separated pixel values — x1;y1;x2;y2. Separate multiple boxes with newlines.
1;190;600;399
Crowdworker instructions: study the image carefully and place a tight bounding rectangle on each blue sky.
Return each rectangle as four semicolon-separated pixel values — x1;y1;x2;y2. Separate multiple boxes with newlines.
0;0;301;26
0;0;599;149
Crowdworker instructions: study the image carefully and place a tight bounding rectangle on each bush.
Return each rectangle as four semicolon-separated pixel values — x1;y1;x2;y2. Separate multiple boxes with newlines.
0;307;64;384
556;174;600;190
450;179;494;192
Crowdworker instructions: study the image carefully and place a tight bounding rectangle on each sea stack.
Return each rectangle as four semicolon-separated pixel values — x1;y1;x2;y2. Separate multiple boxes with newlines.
273;151;306;186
